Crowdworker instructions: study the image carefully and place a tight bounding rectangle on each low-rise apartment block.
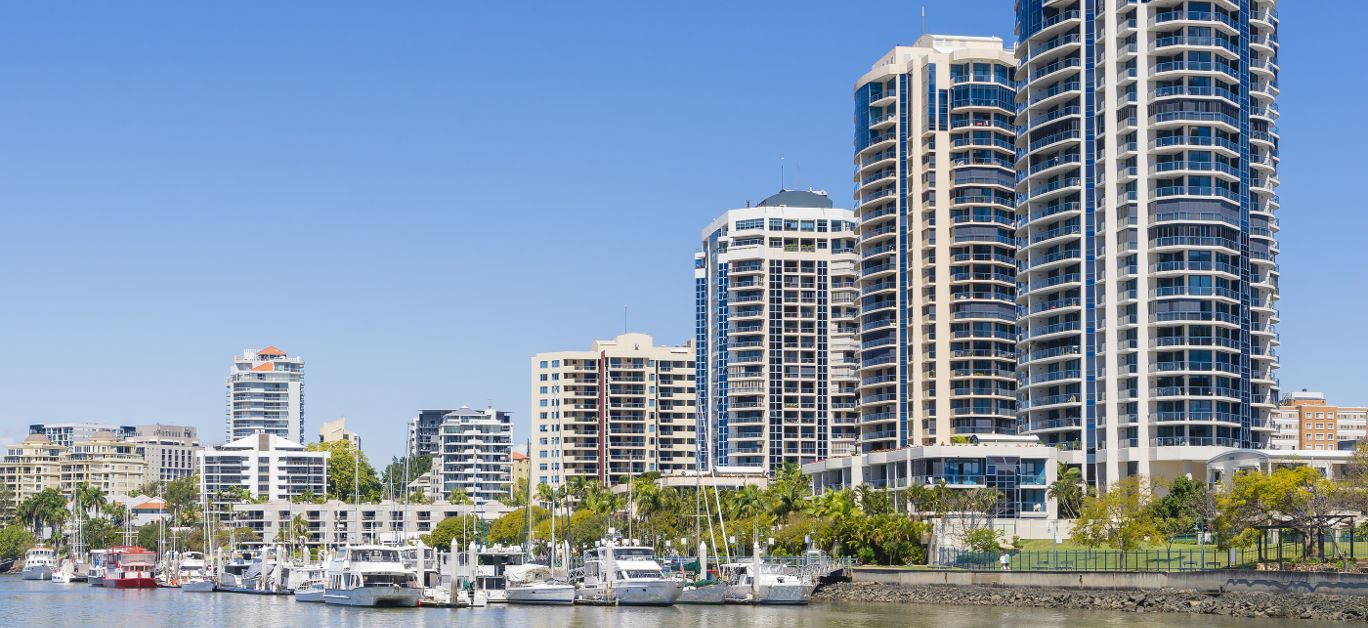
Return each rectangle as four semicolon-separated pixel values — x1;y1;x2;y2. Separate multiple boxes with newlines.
1271;391;1368;451
531;333;697;488
199;433;329;515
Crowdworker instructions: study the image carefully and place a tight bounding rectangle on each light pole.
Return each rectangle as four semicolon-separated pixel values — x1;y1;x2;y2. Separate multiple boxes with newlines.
1049;525;1057;569
1195;517;1204;569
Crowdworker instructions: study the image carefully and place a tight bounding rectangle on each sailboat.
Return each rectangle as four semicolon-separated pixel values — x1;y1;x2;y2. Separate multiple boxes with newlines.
677;463;725;603
507;474;574;605
722;542;814;605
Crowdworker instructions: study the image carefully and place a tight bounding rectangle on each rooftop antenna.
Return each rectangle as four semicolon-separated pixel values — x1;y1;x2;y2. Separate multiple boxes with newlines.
921;6;926;35
780;156;785;191
623;304;628;333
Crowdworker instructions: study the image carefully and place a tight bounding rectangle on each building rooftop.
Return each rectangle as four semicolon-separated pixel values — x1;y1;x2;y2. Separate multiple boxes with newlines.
256;346;287;356
755;189;833;208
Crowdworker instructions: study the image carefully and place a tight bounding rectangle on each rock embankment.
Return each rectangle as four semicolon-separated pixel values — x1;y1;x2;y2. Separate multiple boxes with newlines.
813;581;1368;622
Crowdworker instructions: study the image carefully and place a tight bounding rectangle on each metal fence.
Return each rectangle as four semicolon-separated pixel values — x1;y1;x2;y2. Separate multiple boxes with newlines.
936;528;1368;572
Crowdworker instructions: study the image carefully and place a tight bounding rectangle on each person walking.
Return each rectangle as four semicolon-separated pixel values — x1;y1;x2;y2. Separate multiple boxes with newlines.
999;552;1010;571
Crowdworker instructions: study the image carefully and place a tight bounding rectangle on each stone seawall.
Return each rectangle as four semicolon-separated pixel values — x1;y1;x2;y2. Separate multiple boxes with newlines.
813;581;1368;622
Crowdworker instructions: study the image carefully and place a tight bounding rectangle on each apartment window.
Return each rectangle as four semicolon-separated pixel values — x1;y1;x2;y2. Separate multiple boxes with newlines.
540;361;548;368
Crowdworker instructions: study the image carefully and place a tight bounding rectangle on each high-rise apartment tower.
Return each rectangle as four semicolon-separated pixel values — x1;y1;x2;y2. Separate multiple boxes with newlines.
1014;0;1280;485
853;36;1021;452
695;190;860;471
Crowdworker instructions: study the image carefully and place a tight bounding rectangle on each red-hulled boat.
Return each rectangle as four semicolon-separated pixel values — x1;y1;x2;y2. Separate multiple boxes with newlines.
99;546;158;589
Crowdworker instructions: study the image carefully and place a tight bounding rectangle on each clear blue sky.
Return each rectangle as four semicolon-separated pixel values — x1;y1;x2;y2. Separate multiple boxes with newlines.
0;2;1362;464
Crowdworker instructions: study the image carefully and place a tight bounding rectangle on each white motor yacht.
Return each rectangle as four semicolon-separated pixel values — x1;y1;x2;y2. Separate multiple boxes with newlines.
323;545;421;607
21;547;56;581
575;541;681;606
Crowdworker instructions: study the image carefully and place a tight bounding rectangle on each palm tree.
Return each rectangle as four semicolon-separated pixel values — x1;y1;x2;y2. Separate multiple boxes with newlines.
447;488;472;505
1048;464;1088;518
729;485;768;520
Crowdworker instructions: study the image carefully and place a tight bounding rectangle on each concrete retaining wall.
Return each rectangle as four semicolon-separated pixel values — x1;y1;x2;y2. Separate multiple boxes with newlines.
853;567;1368;596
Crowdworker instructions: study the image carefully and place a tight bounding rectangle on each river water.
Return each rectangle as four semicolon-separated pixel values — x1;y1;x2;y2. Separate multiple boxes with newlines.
0;575;1346;628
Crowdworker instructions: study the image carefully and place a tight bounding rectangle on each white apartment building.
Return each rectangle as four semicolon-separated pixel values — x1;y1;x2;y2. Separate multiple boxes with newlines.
1014;2;1281;486
199;433;329;514
230;499;509;549
531;333;697;488
852;36;1020;452
435;407;512;505
695;190;860;472
28;422;134;449
125;424;202;482
227;346;305;443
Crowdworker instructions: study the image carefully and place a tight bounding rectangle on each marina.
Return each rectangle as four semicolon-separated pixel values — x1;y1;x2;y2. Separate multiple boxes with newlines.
0;574;1345;628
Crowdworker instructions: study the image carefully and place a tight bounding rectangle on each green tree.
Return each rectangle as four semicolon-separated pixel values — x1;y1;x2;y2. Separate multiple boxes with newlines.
81;518;119;550
1071;475;1164;552
136;523;160;550
381;454;433;488
727;484;769;520
766;463;813;521
1048;464;1089;518
855;483;892;515
502;477;530;508
1155;476;1215;540
964;528;1004;553
447;488;472;505
0;524;35;560
14;488;68;537
0;481;15;523
426;515;478;550
813;489;859;521
306;440;383;503
164;475;200;525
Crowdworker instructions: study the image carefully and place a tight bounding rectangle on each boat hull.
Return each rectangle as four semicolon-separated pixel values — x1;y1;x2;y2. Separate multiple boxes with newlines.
577;580;680;606
677;583;726;604
324;586;422;607
102;576;158;589
182;580;217;593
725;582;813;605
506;584;576;605
294;588;325;603
21;565;53;581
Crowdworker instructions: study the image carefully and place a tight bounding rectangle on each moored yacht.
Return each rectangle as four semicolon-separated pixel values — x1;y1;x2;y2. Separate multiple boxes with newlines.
323;545;421;607
179;552;216;592
292;565;327;602
21;547;56;581
505;564;575;605
574;541;680;606
722;547;813;605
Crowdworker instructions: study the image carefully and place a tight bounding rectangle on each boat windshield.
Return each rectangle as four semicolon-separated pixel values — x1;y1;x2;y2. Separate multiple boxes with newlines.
613;548;655;561
352;549;399;562
361;573;410;586
620;569;663;579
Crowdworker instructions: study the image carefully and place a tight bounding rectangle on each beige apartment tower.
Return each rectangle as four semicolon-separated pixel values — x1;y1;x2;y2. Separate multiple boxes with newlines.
531;333;697;488
853;36;1020;452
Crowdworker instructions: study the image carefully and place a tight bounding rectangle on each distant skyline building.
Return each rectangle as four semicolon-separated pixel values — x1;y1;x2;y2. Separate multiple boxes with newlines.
28;422;135;449
319;417;362;450
434;406;512;504
226;346;305;444
62;429;147;495
408;409;456;458
694;189;861;472
1271;391;1367;451
125;424;202;483
852;35;1021;452
531;333;698;488
1014;1;1282;486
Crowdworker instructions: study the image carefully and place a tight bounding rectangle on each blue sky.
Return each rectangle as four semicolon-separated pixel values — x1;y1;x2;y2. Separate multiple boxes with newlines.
0;2;1362;463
